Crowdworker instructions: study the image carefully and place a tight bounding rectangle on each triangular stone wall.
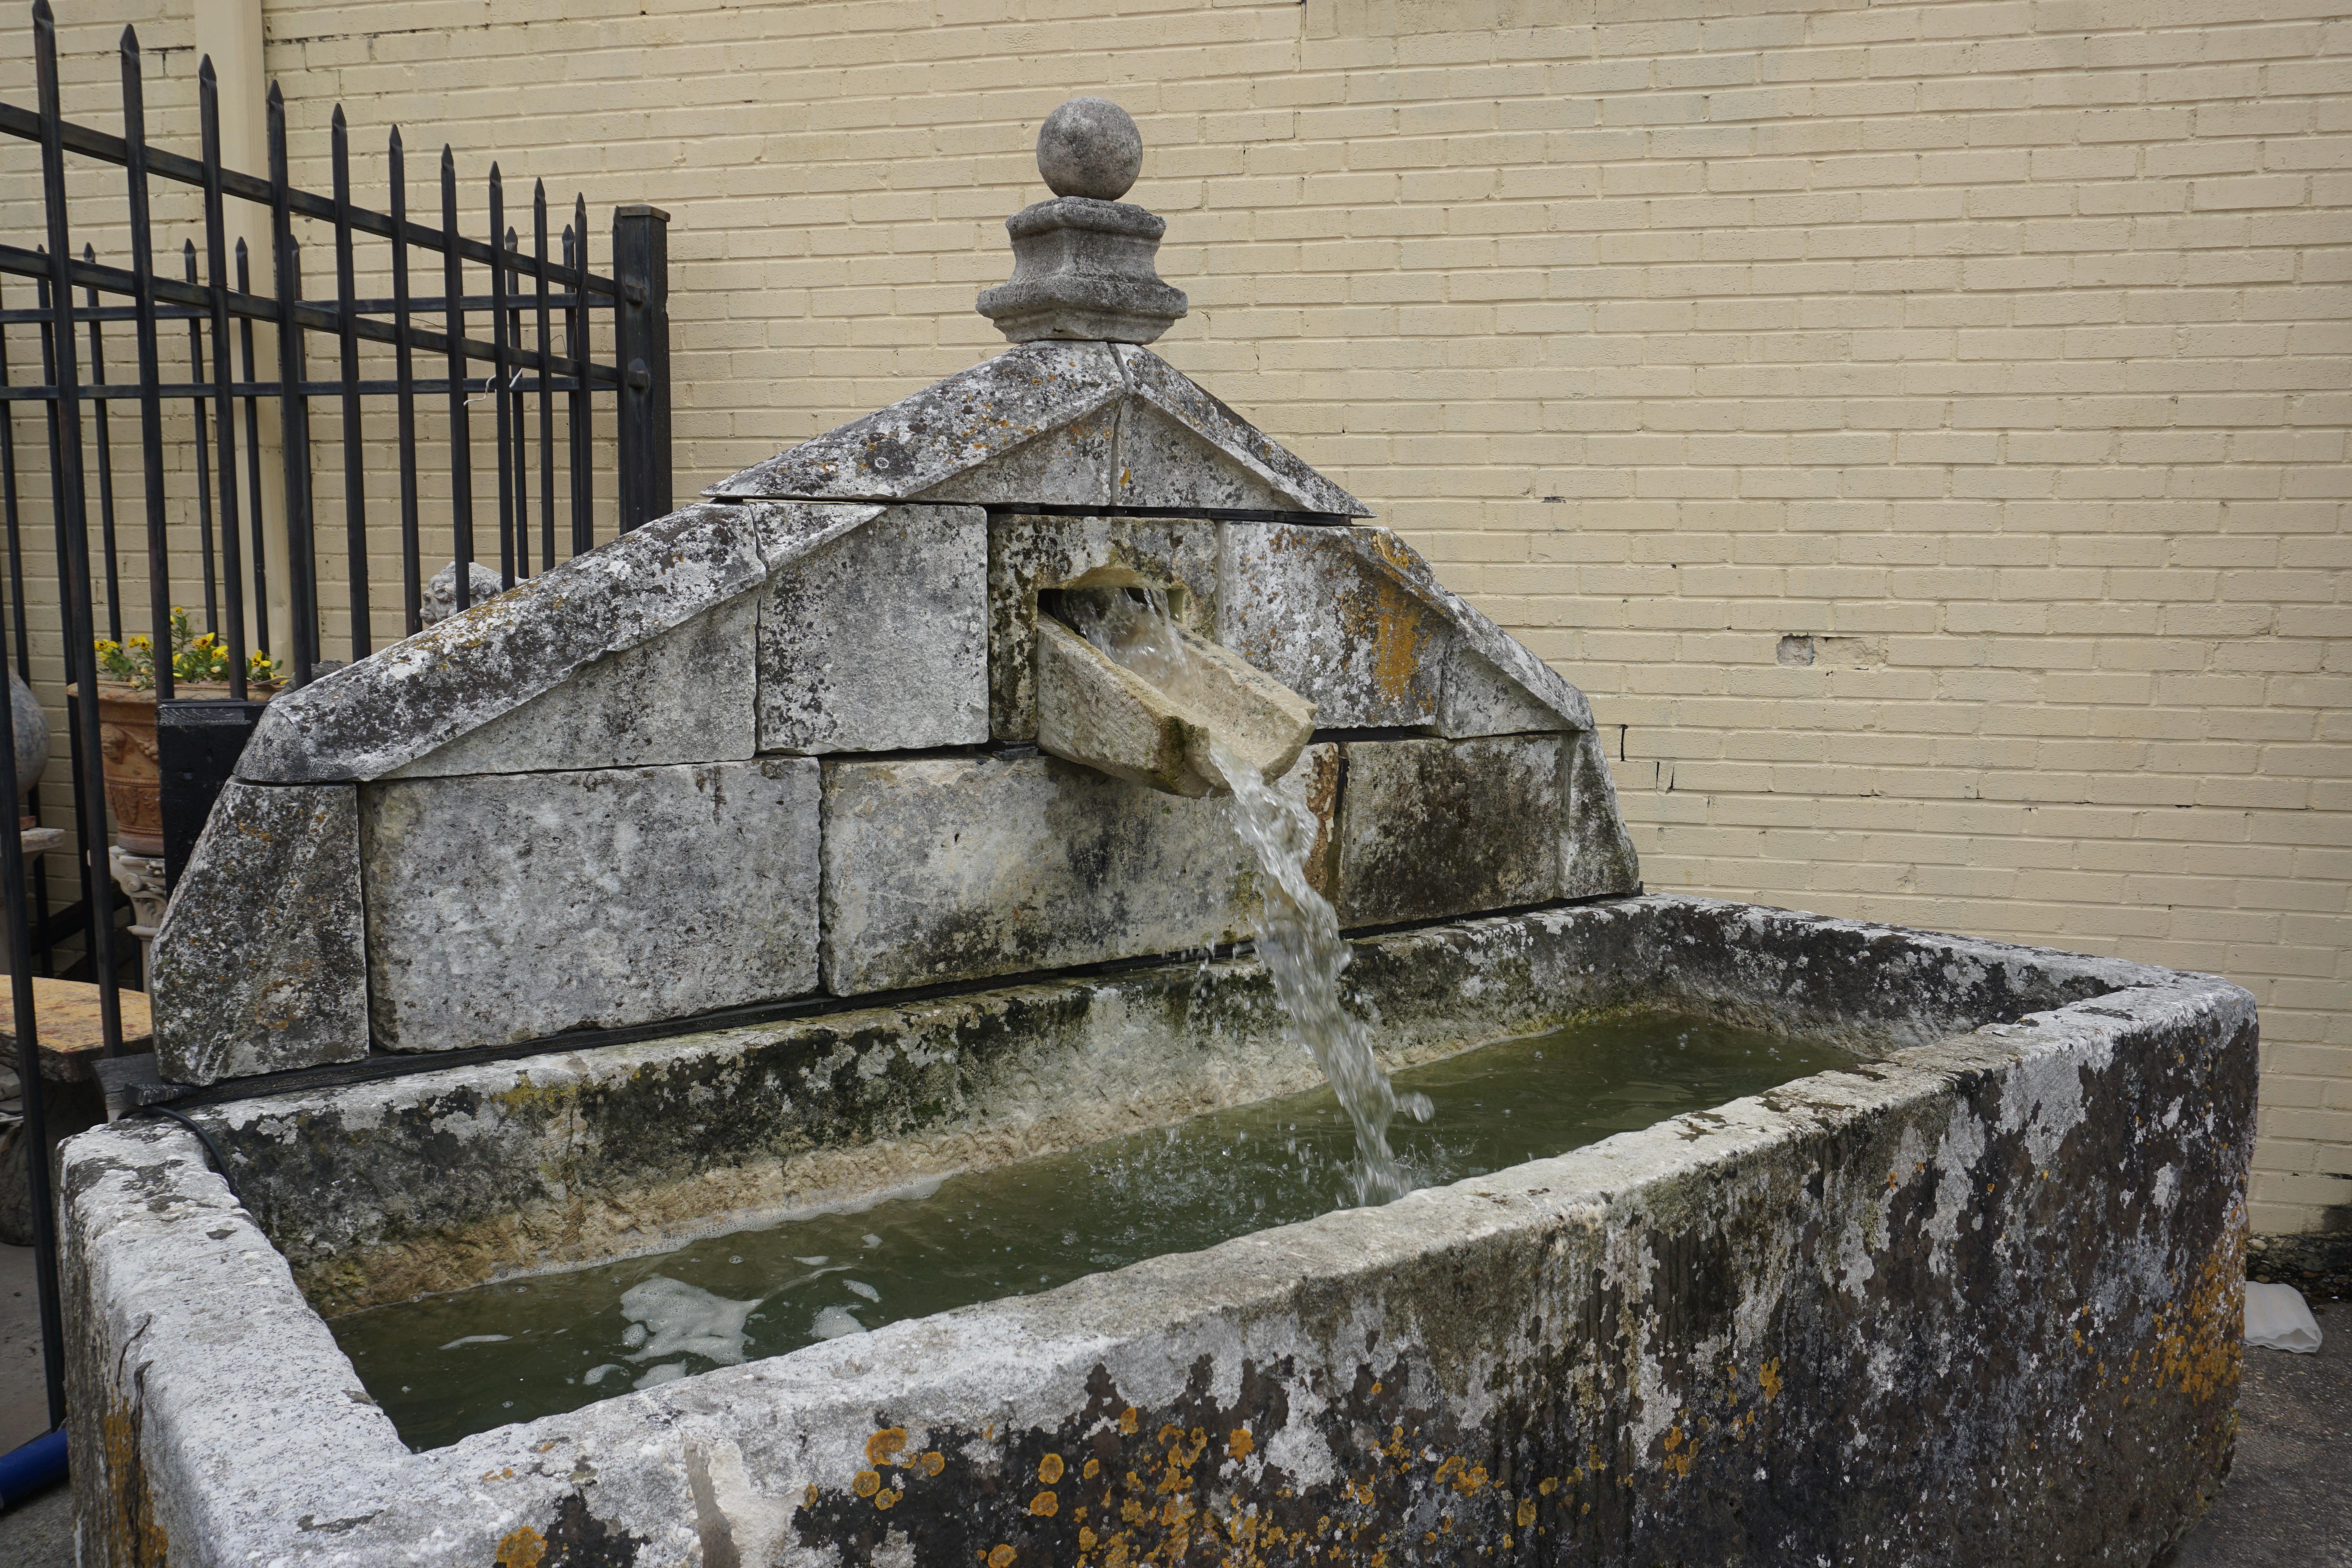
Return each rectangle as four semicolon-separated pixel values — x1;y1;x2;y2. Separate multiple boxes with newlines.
153;328;1636;1087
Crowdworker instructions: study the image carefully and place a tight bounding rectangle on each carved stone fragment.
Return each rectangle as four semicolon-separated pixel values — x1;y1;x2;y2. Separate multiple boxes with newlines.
988;514;1221;740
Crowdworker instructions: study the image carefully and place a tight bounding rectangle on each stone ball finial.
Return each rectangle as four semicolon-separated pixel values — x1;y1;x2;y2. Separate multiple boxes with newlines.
1036;98;1143;201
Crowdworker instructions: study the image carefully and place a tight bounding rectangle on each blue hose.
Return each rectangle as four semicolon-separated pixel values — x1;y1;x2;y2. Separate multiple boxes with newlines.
0;1426;67;1509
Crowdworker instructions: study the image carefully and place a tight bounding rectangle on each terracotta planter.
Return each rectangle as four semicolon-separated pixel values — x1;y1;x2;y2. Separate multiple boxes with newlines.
73;680;277;855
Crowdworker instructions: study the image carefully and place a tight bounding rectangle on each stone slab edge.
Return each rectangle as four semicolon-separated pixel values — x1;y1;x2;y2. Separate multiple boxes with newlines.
151;780;370;1085
701;339;1368;520
238;501;775;784
61;897;2253;1564
704;340;1125;502
1112;345;1371;517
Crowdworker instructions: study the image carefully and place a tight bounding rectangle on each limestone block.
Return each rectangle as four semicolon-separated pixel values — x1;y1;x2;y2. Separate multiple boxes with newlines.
820;746;1338;995
1112;399;1296;513
1216;523;1450;729
1114;347;1371;517
759;505;989;753
707;341;1124;506
1359;529;1597;735
361;759;820;1052
916;407;1115;508
152;782;369;1085
1561;727;1643;900
386;595;759;779
1436;639;1573;739
988;514;1221;739
1331;737;1567;929
240;501;771;784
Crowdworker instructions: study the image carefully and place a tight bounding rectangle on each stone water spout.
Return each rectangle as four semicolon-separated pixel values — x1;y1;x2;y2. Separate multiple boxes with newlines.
980;100;1319;794
1037;586;1314;797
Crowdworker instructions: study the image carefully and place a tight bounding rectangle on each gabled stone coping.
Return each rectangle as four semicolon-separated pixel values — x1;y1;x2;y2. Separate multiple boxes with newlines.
64;895;2252;1566
705;340;1370;518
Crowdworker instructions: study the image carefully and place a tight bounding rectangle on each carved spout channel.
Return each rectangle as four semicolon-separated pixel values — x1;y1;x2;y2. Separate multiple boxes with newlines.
1034;607;1315;798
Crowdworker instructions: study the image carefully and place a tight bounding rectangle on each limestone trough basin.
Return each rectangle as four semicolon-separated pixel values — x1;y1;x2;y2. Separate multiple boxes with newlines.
64;894;2251;1567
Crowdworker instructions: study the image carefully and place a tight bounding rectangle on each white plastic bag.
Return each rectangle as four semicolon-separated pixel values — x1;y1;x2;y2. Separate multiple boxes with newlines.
2243;1280;2323;1353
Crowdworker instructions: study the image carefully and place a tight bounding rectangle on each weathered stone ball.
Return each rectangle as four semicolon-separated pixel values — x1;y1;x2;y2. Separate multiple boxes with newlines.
1036;98;1143;201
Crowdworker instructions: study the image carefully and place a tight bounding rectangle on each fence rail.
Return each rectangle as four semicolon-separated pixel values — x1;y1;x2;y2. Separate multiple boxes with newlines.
0;0;676;1438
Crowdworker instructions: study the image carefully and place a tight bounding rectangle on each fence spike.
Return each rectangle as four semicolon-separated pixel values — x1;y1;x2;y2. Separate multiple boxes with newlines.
82;241;122;645
331;97;369;660
441;142;475;614
235;237;270;660
267;72;319;686
390;123;421;637
183;238;220;632
489;167;514;589
121;16;175;705
199;53;249;691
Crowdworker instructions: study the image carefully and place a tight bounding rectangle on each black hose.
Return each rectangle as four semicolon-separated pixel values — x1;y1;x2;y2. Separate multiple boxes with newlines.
138;1104;245;1211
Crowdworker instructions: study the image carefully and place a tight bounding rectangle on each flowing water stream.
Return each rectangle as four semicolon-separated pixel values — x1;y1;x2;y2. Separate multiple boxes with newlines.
1064;588;1427;1200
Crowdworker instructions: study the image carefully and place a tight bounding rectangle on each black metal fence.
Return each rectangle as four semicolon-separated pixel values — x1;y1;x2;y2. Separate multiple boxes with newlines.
0;0;675;1441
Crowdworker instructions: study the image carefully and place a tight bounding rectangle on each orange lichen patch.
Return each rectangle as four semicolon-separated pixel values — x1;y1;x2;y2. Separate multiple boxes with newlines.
921;1450;947;1477
804;1483;820;1508
1227;1427;1255;1461
1538;1477;1557;1496
989;1546;1017;1568
1083;1457;1100;1479
2152;1222;2246;1405
1759;1359;1783;1401
1517;1496;1538;1528
1039;1453;1065;1484
867;1428;909;1466
876;1488;901;1511
97;1398;168;1568
1662;1426;1692;1480
495;1526;547;1568
1119;1406;1139;1435
1032;1490;1060;1517
853;1469;882;1498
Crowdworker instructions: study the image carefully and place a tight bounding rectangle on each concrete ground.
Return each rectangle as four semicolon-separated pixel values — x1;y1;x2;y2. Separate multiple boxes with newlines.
0;1241;2342;1565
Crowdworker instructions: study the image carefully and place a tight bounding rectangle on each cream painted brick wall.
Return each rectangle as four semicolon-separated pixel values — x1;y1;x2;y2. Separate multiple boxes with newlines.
6;0;2348;1235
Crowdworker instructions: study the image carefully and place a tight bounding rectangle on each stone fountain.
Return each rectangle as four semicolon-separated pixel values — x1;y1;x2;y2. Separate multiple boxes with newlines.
59;102;2251;1568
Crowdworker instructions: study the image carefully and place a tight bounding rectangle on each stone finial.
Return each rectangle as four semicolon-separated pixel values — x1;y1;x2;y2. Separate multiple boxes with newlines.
1037;98;1143;200
976;97;1187;345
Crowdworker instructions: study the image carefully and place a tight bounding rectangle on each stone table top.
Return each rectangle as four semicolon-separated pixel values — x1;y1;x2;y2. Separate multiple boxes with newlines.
0;977;154;1082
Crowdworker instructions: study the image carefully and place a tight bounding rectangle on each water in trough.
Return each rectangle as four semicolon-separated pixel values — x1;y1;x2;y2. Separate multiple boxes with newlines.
332;1013;1852;1449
